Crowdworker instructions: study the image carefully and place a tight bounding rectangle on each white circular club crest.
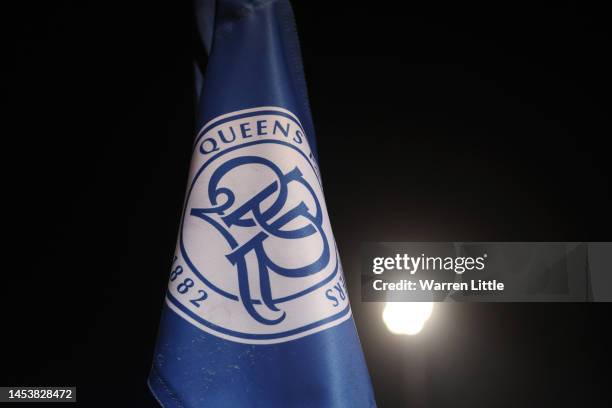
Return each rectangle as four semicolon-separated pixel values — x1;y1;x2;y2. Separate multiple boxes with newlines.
166;107;351;344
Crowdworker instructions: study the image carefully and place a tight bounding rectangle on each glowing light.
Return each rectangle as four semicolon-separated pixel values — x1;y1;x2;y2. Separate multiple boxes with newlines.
382;302;434;335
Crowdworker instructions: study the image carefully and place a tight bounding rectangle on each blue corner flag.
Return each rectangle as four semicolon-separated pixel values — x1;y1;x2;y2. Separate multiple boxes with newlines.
148;1;376;406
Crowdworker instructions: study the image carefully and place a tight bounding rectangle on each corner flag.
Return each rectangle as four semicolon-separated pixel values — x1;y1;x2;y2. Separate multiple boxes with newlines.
148;1;376;406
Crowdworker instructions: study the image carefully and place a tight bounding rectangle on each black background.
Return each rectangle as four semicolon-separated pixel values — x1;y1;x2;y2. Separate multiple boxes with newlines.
2;0;611;407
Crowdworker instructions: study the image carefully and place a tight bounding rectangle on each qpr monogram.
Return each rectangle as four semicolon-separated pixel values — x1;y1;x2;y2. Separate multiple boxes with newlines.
166;107;352;344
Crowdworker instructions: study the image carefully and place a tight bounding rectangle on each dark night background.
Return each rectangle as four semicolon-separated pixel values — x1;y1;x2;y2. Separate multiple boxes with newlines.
2;1;611;407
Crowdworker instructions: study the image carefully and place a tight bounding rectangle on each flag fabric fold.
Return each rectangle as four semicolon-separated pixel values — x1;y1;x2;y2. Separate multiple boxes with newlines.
148;1;376;406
